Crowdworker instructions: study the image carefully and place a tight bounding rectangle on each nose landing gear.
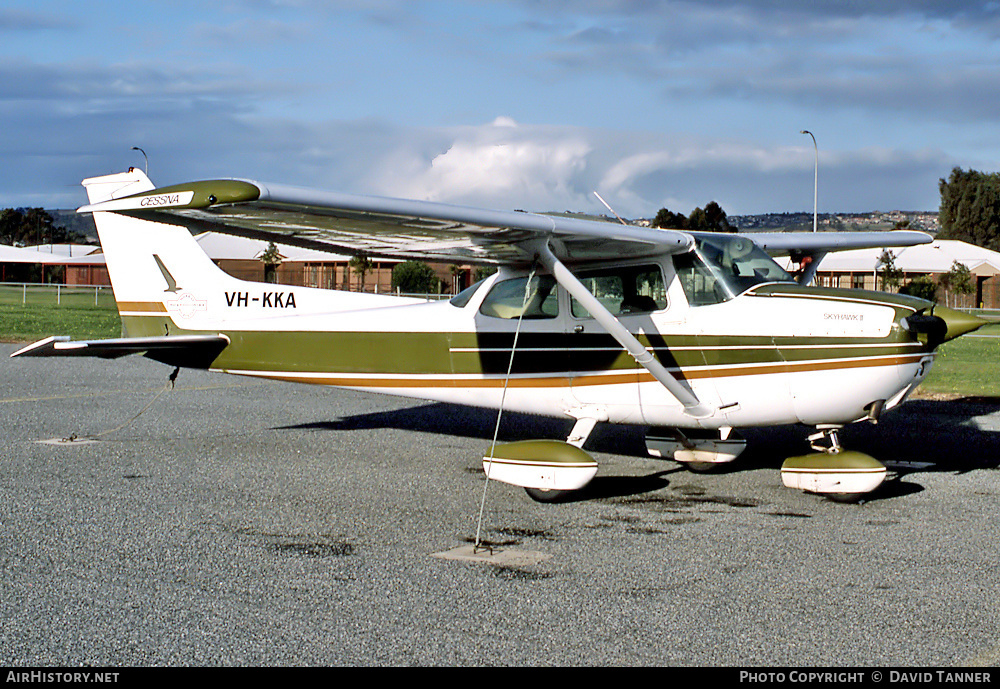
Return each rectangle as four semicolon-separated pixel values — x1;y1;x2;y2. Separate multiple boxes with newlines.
781;426;887;502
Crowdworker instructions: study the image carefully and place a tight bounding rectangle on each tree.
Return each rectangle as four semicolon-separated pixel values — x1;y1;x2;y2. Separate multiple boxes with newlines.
653;208;686;229
941;260;975;307
259;241;282;284
391;260;436;294
704;201;734;232
652;202;732;232
899;275;938;302
877;249;903;292
686;206;710;231
349;252;373;291
474;266;498;282
0;207;67;246
0;209;21;244
939;167;1000;251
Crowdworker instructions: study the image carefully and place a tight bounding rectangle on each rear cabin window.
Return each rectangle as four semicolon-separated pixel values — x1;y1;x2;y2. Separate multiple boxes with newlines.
570;265;667;319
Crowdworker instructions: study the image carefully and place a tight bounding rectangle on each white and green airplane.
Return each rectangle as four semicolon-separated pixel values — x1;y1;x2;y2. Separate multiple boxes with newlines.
12;168;987;502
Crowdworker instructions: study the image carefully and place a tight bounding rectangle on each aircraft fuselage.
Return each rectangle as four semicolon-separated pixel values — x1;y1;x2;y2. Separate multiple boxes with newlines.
118;256;940;432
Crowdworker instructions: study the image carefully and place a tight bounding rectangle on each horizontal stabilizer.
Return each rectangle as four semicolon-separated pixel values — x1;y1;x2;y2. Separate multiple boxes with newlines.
10;334;229;369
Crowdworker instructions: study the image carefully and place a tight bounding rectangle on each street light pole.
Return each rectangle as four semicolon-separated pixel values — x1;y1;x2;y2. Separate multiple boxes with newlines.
800;130;817;232
131;146;148;176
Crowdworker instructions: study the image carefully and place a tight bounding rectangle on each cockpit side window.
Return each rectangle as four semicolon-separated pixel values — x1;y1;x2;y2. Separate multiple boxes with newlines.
673;250;732;306
479;275;559;319
570;265;666;318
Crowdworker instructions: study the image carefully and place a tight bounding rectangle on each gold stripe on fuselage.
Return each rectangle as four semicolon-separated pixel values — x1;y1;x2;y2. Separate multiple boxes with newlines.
117;301;168;315
218;352;928;389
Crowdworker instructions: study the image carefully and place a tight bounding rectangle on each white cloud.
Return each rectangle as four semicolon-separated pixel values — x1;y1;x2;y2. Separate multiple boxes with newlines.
366;121;595;212
0;105;956;216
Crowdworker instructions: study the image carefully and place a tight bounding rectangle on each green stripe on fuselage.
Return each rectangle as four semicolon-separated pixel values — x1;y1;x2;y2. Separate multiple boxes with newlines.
125;315;930;377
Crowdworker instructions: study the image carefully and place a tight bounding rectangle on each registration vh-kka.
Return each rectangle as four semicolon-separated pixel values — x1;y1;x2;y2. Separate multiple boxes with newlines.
12;167;987;503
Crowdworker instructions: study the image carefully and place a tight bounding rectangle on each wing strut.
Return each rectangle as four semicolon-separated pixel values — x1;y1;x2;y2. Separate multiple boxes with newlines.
534;243;715;419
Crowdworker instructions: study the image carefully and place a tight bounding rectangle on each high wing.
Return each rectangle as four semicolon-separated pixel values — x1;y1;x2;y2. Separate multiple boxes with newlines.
747;230;932;284
79;178;694;264
78;175;932;265
748;230;933;255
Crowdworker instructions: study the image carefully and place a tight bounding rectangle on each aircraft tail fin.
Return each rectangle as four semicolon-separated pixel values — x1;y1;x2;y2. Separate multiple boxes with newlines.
81;171;240;338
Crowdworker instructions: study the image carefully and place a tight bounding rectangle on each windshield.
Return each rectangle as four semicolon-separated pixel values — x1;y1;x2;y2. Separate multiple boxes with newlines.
450;278;489;308
674;234;794;306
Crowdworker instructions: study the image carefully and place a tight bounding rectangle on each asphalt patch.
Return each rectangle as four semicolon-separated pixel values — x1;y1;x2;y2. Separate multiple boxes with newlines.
431;544;552;567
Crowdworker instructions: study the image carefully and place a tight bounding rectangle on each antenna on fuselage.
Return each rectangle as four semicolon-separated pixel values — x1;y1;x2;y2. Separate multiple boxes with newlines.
593;191;629;226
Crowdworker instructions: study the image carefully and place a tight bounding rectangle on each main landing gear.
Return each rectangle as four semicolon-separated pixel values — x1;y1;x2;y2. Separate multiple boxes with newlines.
780;426;887;502
482;416;600;503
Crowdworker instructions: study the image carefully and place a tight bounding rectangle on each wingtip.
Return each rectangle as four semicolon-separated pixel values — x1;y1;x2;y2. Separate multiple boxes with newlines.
9;335;70;358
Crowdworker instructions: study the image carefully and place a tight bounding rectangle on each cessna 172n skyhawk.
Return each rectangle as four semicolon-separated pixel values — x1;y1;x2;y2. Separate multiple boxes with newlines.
11;168;987;502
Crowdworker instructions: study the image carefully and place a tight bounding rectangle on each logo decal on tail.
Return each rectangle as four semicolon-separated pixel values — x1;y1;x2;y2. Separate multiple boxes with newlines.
153;254;179;293
165;292;208;319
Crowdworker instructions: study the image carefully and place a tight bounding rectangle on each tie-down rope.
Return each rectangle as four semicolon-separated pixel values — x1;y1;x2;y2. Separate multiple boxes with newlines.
474;265;537;552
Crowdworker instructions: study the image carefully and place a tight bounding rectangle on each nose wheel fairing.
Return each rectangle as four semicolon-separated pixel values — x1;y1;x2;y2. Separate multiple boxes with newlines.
780;426;887;502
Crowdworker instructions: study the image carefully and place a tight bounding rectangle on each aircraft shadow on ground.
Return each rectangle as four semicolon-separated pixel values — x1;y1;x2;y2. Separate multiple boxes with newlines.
279;396;1000;502
279;402;646;455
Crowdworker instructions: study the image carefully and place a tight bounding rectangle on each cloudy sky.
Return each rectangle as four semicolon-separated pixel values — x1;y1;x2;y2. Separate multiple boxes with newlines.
2;1;999;218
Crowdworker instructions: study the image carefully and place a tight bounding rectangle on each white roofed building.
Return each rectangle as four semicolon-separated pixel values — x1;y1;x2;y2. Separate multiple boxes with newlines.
2;231;474;294
194;232;471;295
795;239;1000;309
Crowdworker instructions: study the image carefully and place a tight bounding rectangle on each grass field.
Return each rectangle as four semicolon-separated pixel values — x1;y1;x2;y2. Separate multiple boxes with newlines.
0;283;117;308
0;284;121;342
920;323;1000;397
1;286;998;397
0;303;121;342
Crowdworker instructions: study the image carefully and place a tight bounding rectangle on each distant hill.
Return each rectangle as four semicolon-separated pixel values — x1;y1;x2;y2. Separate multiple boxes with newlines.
49;210;98;242
728;211;939;234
